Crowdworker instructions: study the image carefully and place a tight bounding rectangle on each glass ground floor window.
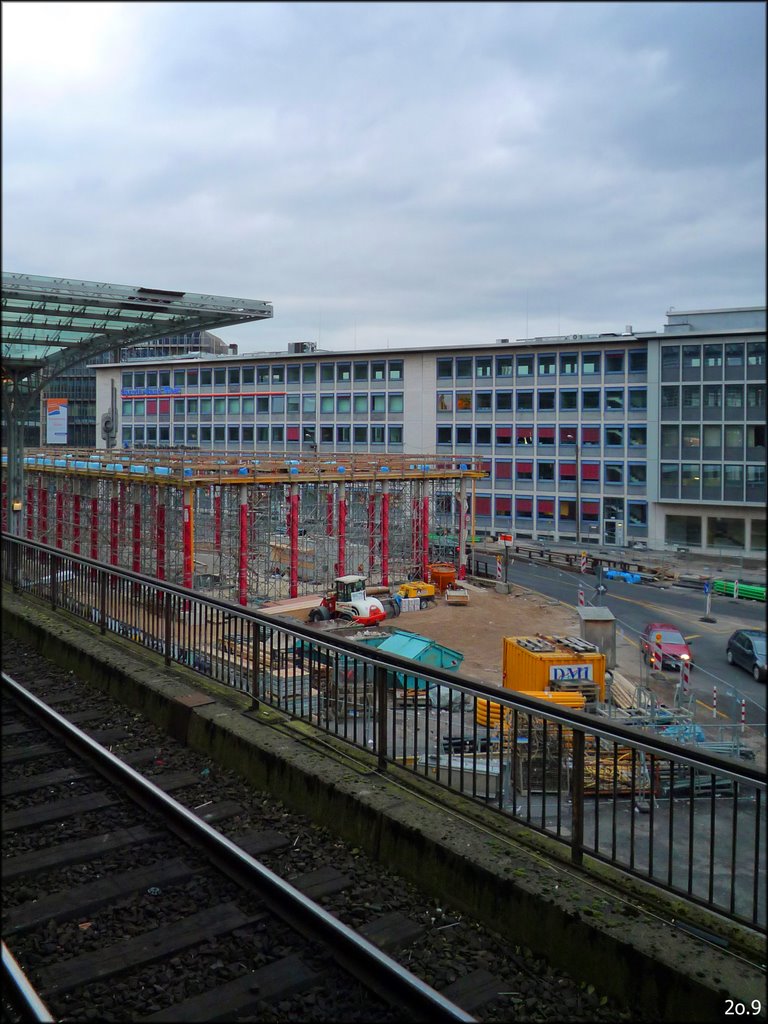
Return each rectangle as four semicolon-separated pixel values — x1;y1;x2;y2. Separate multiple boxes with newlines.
752;519;766;551
707;516;745;549
665;515;702;546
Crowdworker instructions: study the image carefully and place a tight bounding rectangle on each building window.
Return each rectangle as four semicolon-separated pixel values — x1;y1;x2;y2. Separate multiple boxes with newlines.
703;385;722;408
747;341;765;367
747;465;766;487
704;345;723;368
582;352;600;375
371;426;385;444
456;426;472;445
707;516;744;549
256;426;269;443
560;390;578;411
629;426;647;447
725;385;744;408
371;361;386;382
214;425;226;444
476;426;492;445
725;343;745;369
353;362;369;382
271;395;284;414
122;401;132;417
559;462;577;481
353;394;368;413
517;355;534;377
747;424;766;449
227;398;239;415
537;426;555;446
212;368;224;386
388;425;403;444
661;348;680;375
682;345;701;370
336;425;350;443
538;354;556;376
682;386;701;409
682;426;700;450
437;392;453;412
353;425;368;444
628;388;647;411
388;393;404;414
271;426;284;444
302;395;316;414
286;395;299;416
437;358;453;379
605;389;624;411
516;497;533;518
371;394;386;414
628;350;647;372
516;461;533;482
725;425;743;449
496;355;513;377
747;384;765;408
581;427;600;447
388;360;403;381
319;363;334;383
628;463;646;485
665;515;701;546
517;391;533;412
173;370;185;388
122;372;133;389
605;352;624;374
538;390;556;411
605;426;624;447
337;362;351;382
496;427;513;446
226;425;239;445
437;426;452;445
516;426;534;446
302;364;317;384
582;390;600;411
319;426;333;444
228;367;240;386
538;462;555;482
337;395;351;414
495;461;512;481
605;463;624;484
560;353;578;375
475;357;492;378
216;397;229;415
320;395;334;414
257;366;270;385
456;392;473;411
661;386;679;409
476;391;493;412
455;357;472;379
628;501;647;526
242;366;256;386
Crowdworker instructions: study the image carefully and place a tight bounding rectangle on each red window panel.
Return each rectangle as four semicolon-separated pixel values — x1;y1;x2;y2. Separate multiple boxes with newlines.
559;427;578;444
479;460;493;475
516;461;533;473
582;501;600;515
581;462;600;481
496;427;513;439
559;462;577;478
495;461;512;480
159;399;170;414
146;399;157;415
495;496;512;514
538;426;555;441
286;426;300;442
537;498;555;516
515;497;533;514
516;427;534;443
475;495;492;516
582;426;600;444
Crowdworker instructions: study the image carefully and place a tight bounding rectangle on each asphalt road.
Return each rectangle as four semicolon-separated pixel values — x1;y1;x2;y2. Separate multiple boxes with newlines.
503;559;767;725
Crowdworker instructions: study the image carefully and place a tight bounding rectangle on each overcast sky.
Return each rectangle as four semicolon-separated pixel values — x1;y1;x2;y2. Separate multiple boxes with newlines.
3;1;765;352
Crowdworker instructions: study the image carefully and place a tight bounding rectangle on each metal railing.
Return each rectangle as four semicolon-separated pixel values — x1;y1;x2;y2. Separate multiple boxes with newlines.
2;534;765;934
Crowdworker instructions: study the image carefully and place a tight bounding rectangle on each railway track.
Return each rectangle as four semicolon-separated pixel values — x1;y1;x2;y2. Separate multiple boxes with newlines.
2;670;477;1023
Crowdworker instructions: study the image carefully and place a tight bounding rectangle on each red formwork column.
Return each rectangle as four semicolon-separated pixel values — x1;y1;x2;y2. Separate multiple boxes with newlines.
72;485;81;556
337;482;347;578
380;481;390;587
90;495;99;562
457;477;468;579
367;484;376;576
182;486;194;591
39;479;48;545
132;488;142;575
110;485;119;568
25;485;34;541
288;482;299;599
156;490;166;581
238;484;248;606
214;485;222;552
411;495;419;571
55;488;64;550
421;489;430;581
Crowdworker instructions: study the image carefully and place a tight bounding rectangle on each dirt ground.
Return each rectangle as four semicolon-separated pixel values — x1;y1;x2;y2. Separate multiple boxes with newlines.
389;581;584;688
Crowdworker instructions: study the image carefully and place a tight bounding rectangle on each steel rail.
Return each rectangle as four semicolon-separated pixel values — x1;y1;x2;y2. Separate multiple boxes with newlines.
1;671;475;1023
1;941;55;1023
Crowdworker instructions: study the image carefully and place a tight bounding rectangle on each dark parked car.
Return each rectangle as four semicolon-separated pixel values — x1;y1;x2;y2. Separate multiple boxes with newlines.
641;622;693;670
726;630;767;682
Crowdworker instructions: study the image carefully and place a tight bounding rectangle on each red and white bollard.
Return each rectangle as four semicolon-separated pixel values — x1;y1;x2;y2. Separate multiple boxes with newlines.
580;551;587;574
654;637;664;671
741;699;746;733
681;661;691;696
578;588;585;607
712;686;717;718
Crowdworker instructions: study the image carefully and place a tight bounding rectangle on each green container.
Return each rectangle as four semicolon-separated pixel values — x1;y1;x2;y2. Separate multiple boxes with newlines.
713;579;766;602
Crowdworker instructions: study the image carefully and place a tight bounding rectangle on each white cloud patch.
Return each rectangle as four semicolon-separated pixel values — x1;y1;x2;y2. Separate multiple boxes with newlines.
2;1;765;352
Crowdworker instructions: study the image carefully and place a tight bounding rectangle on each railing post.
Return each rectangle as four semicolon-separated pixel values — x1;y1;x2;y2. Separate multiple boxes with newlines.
164;591;172;666
251;622;264;710
375;663;388;772
50;554;59;610
99;569;108;635
11;540;20;594
571;728;585;866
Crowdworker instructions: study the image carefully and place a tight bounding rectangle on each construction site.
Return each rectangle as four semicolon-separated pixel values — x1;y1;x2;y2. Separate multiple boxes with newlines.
1;448;485;605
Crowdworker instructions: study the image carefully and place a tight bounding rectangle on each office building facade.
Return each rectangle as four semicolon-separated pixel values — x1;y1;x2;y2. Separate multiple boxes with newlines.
92;308;766;557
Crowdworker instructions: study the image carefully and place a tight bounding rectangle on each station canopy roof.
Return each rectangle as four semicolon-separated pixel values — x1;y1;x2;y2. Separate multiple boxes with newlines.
1;272;273;399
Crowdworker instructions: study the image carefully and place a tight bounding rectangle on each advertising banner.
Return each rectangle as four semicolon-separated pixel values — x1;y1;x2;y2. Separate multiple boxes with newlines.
46;398;68;444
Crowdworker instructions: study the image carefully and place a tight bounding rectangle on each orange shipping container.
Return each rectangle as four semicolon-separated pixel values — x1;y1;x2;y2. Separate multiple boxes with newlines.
501;636;605;702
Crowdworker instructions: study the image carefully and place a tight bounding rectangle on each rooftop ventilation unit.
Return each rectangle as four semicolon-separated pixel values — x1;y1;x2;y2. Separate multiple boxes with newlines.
288;341;317;353
496;338;510;344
